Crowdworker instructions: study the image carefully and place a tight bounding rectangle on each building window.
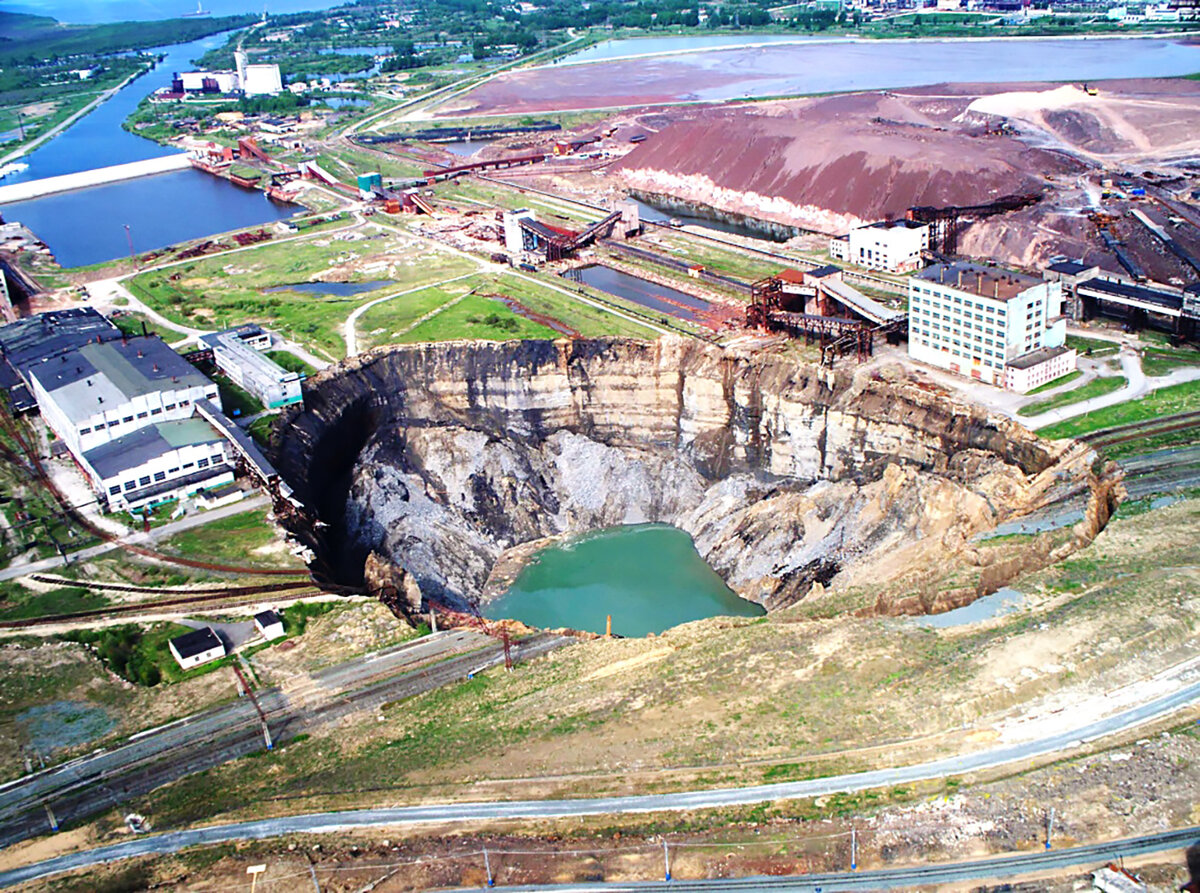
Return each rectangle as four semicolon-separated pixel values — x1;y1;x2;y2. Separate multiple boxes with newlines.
95;422;106;430
123;416;134;424
150;408;163;416
183;462;194;469
153;472;166;482
137;412;148;419
198;458;209;468
139;476;152;486
165;404;176;411
109;485;121;495
124;481;136;491
80;427;91;435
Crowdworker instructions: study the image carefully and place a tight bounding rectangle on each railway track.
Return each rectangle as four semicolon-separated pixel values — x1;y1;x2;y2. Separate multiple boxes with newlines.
1079;409;1200;447
0;632;572;850
0;583;322;630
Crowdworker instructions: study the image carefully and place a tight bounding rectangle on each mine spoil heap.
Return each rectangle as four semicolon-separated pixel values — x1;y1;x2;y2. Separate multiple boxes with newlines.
271;337;1117;622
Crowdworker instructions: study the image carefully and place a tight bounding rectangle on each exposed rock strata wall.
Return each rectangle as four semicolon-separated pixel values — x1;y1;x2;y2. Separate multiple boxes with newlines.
273;338;1102;618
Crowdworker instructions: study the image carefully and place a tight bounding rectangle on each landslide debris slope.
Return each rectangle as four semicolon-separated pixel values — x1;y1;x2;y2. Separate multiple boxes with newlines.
273;337;1115;619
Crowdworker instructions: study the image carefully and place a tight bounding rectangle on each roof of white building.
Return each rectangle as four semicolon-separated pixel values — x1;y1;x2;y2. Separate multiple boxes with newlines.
30;337;211;424
914;262;1043;302
82;417;223;478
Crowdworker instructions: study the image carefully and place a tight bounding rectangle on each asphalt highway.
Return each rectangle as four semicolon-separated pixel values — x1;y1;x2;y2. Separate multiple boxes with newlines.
1;673;1197;888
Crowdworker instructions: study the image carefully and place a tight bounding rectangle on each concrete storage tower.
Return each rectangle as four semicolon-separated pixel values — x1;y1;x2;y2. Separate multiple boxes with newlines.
234;50;248;90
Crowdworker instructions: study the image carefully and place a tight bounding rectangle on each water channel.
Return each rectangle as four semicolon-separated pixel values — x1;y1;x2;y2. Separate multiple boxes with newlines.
0;30;299;267
565;264;713;323
484;524;764;637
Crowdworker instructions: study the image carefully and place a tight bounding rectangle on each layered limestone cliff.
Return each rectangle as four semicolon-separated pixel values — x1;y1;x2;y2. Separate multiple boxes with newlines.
272;337;1111;619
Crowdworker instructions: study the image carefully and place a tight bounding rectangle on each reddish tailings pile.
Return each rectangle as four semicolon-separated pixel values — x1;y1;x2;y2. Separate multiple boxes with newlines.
610;91;1074;233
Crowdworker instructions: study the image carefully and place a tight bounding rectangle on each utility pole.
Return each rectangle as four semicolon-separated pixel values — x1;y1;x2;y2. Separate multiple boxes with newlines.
483;847;494;887
1045;807;1055;850
44;802;58;832
124;224;137;269
850;826;857;870
663;839;671;881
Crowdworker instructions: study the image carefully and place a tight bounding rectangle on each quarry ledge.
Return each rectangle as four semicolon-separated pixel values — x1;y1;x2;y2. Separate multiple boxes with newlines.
269;337;1121;627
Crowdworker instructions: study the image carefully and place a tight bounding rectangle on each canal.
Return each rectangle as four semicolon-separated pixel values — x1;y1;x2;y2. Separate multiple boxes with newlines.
484;524;764;637
565;264;713;323
0;30;299;268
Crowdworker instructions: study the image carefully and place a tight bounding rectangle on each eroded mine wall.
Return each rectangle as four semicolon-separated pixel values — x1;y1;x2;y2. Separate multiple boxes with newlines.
271;337;1094;617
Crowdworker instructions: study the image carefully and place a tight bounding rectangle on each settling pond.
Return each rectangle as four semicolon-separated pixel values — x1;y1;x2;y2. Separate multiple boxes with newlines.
484;524;764;637
564;264;713;322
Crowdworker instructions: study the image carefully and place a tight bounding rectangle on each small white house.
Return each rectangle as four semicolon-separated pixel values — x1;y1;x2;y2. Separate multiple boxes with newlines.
168;626;226;670
254;609;286;640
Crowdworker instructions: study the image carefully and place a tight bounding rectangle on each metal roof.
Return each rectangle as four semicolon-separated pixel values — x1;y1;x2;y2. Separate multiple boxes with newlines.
30;336;211;424
1046;261;1093;275
82;418;222;479
170;627;224;660
0;308;120;377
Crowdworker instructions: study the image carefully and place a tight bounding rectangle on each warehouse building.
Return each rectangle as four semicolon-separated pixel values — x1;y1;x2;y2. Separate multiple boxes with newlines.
200;327;303;410
830;220;930;273
0;308;122;413
25;334;236;511
907;262;1075;391
28;336;220;457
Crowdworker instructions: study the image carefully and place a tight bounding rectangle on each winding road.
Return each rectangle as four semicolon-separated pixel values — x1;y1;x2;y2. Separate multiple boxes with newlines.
2;672;1197;888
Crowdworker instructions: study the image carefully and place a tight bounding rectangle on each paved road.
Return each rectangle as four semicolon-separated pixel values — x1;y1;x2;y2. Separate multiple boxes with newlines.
0;494;270;583
491;826;1200;891
2;670;1196;887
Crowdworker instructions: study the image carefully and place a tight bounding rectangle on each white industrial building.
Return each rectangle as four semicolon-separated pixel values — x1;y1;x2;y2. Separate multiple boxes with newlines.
829;220;930;273
907;262;1075;392
28;337;219;458
235;51;283;96
27;335;237;511
200;326;303;410
169;627;226;670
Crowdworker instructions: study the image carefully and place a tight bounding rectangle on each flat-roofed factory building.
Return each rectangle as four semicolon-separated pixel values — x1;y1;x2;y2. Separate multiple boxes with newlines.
200;326;303;410
908;262;1075;391
830;220;930;273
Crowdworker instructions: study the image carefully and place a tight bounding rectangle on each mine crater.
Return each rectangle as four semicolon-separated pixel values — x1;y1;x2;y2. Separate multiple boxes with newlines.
271;337;1118;626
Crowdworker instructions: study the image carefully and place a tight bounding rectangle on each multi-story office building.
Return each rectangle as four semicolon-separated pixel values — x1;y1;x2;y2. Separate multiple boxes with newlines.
908;262;1076;391
829;220;930;273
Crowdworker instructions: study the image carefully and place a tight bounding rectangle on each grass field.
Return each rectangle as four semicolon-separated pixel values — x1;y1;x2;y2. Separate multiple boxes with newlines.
1066;334;1120;357
1017;374;1126;418
1142;346;1200;378
265;351;316;376
1024;369;1082;396
1039;378;1200;439
356;272;657;350
155;508;304;571
126;226;478;359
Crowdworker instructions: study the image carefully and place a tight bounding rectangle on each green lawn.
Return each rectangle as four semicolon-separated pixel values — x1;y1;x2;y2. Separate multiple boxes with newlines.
1017;375;1126;417
0;583;108;621
265;351;315;376
1142;347;1200;378
1066;334;1119;357
155;508;304;570
1025;369;1082;396
125;227;477;359
1039;379;1200;439
356;273;657;350
213;374;264;419
397;292;560;342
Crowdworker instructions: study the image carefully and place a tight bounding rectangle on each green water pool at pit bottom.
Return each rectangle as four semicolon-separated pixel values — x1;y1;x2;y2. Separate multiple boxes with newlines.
483;524;764;637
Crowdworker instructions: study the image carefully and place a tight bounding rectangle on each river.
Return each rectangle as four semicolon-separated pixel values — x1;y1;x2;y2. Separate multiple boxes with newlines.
484;524;764;637
6;0;345;25
0;31;300;268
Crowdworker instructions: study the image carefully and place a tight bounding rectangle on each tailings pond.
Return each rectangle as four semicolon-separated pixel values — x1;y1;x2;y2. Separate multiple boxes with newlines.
483;524;764;637
564;264;712;322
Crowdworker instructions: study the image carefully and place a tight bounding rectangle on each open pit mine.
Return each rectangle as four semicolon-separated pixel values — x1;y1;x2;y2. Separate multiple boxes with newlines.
271;337;1119;626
